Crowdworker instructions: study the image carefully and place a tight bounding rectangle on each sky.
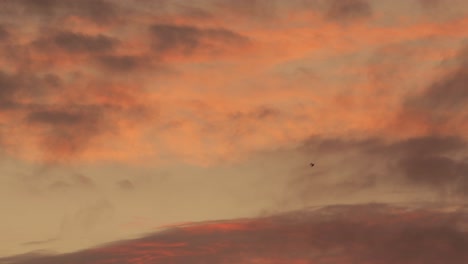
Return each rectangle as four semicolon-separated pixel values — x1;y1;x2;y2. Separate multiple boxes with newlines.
0;0;467;263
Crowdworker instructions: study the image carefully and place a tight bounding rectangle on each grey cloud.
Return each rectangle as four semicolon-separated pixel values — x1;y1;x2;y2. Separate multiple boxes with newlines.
61;0;119;24
297;135;468;199
34;31;118;54
418;0;441;9
3;204;468;264
96;55;147;72
0;71;21;109
0;25;9;41
255;106;279;119
390;137;468;193
205;28;248;43
229;106;280;121
387;136;466;156
0;71;60;110
18;0;62;17
325;0;372;22
149;23;248;55
0;68;151;162
27;108;101;126
25;106;107;159
301;135;466;160
150;24;203;54
54;32;117;53
0;252;49;264
303;136;381;154
214;0;376;23
366;44;468;195
404;47;468;112
215;0;279;19
397;155;467;186
398;44;468;131
292;44;468;199
1;0;120;25
178;6;213;20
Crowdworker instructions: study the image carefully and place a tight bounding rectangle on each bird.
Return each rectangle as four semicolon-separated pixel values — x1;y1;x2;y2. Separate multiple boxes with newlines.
310;163;315;167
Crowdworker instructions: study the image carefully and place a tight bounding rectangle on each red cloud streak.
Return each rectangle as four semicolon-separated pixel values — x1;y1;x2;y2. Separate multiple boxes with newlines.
2;203;468;264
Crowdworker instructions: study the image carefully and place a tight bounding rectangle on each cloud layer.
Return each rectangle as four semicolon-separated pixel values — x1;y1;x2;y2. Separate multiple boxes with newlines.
3;203;468;264
0;0;467;164
0;0;467;259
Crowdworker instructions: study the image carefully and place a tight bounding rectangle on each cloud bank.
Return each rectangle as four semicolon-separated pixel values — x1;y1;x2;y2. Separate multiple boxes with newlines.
2;203;468;264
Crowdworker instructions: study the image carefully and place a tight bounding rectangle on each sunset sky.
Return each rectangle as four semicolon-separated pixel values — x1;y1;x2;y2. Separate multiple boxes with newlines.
1;0;468;263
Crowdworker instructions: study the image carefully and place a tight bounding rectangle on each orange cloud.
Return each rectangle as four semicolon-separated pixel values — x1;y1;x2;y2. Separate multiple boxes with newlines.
2;1;468;260
1;0;467;165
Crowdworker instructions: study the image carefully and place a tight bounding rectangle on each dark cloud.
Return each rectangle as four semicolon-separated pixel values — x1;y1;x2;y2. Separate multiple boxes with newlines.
0;71;21;109
25;106;107;159
150;24;203;54
404;46;468;112
325;0;372;22
388;48;468;194
0;64;151;162
398;155;467;186
419;0;441;9
96;55;147;72
3;204;468;264
54;32;117;53
303;136;381;154
178;6;213;20
290;44;468;200
297;135;468;199
229;106;280;120
18;0;63;17
0;25;10;41
0;252;50;264
255;106;279;119
27;108;100;126
389;137;468;194
301;135;466;164
0;71;60;110
396;44;468;134
387;136;466;156
149;24;248;55
34;31;118;54
61;0;119;24
215;0;279;19
0;0;120;25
